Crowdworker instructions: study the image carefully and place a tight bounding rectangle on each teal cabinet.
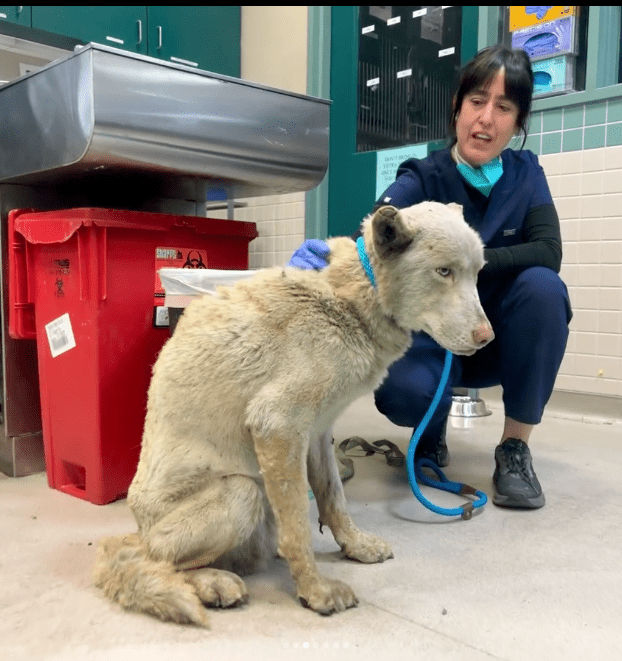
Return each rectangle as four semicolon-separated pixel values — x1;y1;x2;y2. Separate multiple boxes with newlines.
31;6;148;54
147;6;240;77
26;6;240;76
0;5;32;26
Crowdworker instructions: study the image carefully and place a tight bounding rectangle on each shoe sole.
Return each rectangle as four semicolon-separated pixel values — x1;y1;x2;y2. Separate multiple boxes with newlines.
492;490;545;509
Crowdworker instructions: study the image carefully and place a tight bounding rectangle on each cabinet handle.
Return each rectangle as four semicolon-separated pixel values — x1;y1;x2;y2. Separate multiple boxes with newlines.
106;36;124;45
17;7;23;14
170;56;199;68
136;19;142;45
157;26;162;50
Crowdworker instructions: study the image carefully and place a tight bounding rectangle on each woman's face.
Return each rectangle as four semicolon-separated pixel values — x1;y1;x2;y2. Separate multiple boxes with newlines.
455;69;520;168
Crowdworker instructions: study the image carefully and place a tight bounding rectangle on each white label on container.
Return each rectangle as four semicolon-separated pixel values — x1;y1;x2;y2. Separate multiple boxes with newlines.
387;16;401;26
366;77;380;87
397;69;412;79
413;9;427;18
362;25;375;34
439;47;456;57
45;313;76;358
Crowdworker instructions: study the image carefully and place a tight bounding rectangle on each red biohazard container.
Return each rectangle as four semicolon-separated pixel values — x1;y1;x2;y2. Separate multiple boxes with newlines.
8;208;257;504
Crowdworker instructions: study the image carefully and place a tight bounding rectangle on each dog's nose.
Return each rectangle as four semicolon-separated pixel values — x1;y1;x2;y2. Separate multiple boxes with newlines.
472;322;493;345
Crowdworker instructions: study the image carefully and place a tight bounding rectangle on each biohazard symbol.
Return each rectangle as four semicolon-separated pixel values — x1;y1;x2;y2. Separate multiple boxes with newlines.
182;250;207;269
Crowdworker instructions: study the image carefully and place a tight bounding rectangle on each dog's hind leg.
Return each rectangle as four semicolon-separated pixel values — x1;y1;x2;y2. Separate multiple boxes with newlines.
143;474;268;608
308;431;393;564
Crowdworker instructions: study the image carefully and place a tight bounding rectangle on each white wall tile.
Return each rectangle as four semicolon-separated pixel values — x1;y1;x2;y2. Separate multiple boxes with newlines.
601;240;622;263
559;150;583;174
600;193;622;217
555;197;581;220
581;147;606;172
577;242;601;264
578;218;602;241
560;218;580;241
598;309;622;334
597;333;621;358
602;218;622;241
580;195;603;218
571;309;598;332
599;287;622;311
600;264;622;286
569;287;599;309
558;174;582;197
601;170;622;194
539;152;561;176
581;171;604;195
604;144;622;169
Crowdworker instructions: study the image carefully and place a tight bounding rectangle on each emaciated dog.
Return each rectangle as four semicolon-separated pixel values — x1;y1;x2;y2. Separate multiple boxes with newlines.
94;202;493;627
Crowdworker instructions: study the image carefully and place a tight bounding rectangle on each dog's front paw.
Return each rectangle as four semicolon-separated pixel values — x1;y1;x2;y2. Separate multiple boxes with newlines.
297;576;358;615
342;532;394;564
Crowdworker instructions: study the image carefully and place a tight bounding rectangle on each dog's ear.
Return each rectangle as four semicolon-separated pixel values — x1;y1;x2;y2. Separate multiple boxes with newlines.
372;205;415;259
447;202;463;214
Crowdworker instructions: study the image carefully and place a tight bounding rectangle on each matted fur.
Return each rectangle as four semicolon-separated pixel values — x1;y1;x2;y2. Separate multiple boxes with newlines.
94;203;493;627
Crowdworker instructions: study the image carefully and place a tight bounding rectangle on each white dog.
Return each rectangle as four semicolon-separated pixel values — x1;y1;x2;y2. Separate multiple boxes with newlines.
94;202;493;627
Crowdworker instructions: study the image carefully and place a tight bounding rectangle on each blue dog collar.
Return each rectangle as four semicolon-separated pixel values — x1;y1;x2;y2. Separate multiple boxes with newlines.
356;236;376;288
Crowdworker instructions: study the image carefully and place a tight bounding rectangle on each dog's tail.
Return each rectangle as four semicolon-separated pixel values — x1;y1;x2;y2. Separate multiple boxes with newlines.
93;533;211;628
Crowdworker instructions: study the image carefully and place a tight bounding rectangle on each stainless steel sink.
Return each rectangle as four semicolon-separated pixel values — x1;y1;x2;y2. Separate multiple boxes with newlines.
0;43;330;200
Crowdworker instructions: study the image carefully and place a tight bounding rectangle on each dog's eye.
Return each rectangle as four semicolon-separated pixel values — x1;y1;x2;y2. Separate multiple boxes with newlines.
436;267;452;278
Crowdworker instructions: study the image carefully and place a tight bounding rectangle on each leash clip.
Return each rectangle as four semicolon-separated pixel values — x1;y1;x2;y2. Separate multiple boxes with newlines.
460;503;474;520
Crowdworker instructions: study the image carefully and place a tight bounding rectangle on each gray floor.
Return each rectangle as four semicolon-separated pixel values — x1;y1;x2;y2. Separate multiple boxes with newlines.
2;391;621;661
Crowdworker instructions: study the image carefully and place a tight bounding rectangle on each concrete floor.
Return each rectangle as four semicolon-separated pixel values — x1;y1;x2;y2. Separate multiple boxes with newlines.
2;391;621;661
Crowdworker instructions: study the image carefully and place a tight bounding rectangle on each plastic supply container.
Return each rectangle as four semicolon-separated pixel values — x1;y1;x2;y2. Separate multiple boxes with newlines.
508;6;576;32
532;55;575;97
8;207;257;504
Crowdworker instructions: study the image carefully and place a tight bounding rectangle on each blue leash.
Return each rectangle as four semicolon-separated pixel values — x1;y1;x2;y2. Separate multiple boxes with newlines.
357;237;487;519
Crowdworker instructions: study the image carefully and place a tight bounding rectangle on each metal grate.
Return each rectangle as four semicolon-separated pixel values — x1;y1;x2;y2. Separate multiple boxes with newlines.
357;6;461;153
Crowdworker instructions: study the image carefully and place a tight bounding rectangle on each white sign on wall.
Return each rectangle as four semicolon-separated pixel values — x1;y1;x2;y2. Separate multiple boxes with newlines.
375;144;428;199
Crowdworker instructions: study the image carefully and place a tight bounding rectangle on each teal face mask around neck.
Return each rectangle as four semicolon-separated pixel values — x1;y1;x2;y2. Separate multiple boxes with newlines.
453;145;504;197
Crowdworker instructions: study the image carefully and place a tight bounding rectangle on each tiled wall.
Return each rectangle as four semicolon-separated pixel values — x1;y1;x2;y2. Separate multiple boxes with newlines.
524;98;622;154
235;194;306;269
538;145;622;399
521;98;621;399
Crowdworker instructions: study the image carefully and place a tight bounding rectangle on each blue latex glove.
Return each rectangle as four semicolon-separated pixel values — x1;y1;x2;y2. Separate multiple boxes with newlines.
288;239;330;270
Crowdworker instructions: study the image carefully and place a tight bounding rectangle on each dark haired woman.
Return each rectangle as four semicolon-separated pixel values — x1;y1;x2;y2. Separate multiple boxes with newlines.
290;45;572;509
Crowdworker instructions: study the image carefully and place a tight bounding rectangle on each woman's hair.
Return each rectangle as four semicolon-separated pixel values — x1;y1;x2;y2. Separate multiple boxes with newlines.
448;45;534;149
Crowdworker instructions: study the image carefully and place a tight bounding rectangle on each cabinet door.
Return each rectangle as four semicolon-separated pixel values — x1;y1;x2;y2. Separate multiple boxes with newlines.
32;6;148;54
0;5;31;26
147;6;240;77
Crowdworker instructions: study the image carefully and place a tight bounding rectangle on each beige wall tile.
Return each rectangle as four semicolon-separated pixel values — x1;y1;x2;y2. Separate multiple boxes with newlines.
581;172;604;196
581;147;606;172
604;144;622;169
559;150;583;174
539;152;561;176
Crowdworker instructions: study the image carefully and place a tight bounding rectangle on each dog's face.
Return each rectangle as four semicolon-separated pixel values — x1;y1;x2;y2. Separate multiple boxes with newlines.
367;202;493;356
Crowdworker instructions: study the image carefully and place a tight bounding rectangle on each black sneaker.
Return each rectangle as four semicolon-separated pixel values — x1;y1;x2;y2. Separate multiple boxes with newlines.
415;419;449;467
493;438;545;509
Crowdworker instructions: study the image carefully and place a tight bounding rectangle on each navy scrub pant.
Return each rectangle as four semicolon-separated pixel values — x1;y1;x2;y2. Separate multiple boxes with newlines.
374;267;573;440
